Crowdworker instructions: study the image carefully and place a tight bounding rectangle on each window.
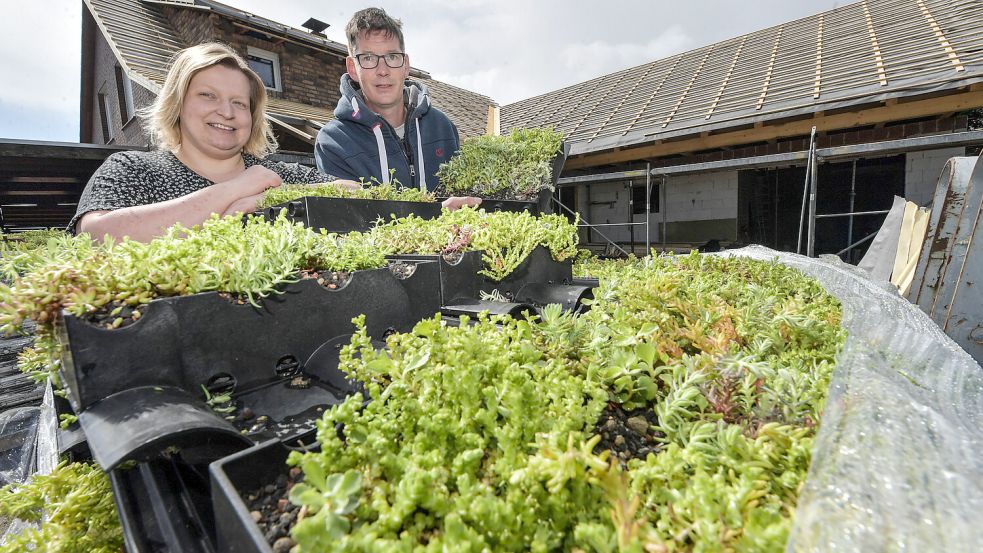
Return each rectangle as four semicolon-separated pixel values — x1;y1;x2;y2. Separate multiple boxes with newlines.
631;183;659;214
97;92;113;143
247;46;281;91
114;65;135;123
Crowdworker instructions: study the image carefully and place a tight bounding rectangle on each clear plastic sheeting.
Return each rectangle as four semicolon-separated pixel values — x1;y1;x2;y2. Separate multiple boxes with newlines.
0;382;60;546
0;407;39;488
721;246;983;552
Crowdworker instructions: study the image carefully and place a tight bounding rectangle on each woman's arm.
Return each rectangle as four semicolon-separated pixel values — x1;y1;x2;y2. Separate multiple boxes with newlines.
78;165;282;242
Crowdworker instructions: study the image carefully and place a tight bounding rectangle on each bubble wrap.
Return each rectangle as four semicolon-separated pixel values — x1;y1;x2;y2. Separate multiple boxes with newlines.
722;246;983;552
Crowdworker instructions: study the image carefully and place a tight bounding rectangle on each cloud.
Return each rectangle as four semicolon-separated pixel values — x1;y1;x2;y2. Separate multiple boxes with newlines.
560;26;693;86
0;1;79;139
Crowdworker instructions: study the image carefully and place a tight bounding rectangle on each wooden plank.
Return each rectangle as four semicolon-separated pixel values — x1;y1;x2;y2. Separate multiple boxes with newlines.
662;47;713;128
916;0;965;71
862;0;888;86
814;15;824;99
707;36;747;119
588;56;680;142
564;89;983;169
756;26;784;110
615;61;674;136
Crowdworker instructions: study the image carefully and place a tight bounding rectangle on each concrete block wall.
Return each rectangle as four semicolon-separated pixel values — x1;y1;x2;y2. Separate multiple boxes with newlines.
580;170;738;244
659;171;738;222
905;147;966;207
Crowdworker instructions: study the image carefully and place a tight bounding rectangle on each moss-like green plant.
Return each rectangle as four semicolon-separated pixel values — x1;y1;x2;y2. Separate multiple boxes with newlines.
436;127;563;200
0;461;123;553
282;253;845;552
368;207;580;281
0;214;387;383
259;180;435;209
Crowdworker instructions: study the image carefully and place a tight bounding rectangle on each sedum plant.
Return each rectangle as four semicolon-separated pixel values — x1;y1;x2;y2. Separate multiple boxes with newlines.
368;207;580;281
259;180;435;209
283;252;845;552
0;460;123;553
436;127;564;200
0;214;386;384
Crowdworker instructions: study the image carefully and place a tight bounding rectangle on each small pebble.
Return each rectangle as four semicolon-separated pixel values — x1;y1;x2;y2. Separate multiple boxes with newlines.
279;510;296;525
275;474;288;488
250;510;262;523
241;407;255;421
604;418;617;431
273;537;296;553
626;416;650;435
277;498;289;511
614;435;625;447
264;484;276;494
289;467;302;479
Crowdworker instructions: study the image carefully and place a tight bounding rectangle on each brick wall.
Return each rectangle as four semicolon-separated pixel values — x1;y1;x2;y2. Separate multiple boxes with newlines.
209;18;346;109
905;147;966;206
161;7;217;47
90;32;150;147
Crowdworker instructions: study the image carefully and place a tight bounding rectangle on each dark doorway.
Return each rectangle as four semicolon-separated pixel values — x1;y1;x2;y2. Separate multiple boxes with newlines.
738;155;905;261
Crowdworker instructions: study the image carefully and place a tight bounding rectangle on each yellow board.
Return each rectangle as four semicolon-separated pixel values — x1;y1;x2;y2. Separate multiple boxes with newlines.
891;201;931;296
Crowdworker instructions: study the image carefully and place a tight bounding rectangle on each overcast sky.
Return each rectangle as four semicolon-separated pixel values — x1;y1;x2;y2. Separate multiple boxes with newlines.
0;0;840;143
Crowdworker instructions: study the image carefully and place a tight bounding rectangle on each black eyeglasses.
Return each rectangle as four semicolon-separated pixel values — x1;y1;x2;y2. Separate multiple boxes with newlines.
354;52;406;69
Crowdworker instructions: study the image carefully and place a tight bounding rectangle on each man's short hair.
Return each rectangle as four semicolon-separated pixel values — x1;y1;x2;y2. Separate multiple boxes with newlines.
345;7;405;55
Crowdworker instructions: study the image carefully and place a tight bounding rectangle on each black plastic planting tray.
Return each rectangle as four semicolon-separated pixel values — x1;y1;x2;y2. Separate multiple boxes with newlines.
265;197;443;233
55;268;418;470
210;439;291;553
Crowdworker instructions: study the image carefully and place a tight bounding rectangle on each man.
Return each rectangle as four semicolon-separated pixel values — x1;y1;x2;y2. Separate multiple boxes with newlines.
315;7;478;209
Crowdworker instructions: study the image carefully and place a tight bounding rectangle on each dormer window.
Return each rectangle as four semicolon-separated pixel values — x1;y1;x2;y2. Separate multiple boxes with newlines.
247;46;282;92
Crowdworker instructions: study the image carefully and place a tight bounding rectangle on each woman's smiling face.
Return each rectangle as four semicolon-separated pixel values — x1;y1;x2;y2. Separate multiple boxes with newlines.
178;64;252;160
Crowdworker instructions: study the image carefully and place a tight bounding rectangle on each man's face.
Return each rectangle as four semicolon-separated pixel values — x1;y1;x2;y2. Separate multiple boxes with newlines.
347;30;410;114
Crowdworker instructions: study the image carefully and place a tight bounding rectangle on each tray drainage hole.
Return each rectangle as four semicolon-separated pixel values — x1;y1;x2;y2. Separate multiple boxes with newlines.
275;355;302;379
205;372;237;396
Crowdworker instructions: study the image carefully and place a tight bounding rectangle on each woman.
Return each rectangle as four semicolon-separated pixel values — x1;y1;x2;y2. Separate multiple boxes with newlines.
70;43;354;242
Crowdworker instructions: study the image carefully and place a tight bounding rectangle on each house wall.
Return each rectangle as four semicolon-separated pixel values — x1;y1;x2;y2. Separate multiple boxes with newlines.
162;7;216;47
90;31;147;146
905;147;966;207
208;18;347;110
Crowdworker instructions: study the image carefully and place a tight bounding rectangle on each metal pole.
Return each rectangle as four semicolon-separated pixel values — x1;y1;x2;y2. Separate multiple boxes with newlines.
797;127;816;254
807;135;819;257
554;199;632;257
835;229;878;257
661;175;668;250
847;159;857;255
645;163;651;257
627;181;635;254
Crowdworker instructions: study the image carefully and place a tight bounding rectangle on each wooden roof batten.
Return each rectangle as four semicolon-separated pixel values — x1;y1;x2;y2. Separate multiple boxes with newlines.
707;36;747;119
755;26;783;110
862;0;890;86
916;0;964;71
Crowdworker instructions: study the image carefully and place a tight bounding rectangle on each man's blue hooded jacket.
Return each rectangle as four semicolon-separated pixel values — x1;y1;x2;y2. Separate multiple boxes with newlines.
314;74;459;192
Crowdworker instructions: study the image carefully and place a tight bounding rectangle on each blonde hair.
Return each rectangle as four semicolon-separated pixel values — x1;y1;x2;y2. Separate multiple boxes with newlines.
141;42;278;158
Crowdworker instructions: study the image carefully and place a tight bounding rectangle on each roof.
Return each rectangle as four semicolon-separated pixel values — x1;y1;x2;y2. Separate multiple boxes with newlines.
82;0;494;139
0;140;134;231
502;0;983;157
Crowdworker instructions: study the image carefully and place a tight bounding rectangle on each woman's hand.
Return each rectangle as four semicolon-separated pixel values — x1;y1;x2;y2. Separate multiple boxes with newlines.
226;165;283;196
441;196;482;211
222;192;266;216
332;179;363;192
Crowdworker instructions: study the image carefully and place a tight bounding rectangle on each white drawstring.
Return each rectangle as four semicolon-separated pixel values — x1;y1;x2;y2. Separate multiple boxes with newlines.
415;118;426;191
372;124;390;185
